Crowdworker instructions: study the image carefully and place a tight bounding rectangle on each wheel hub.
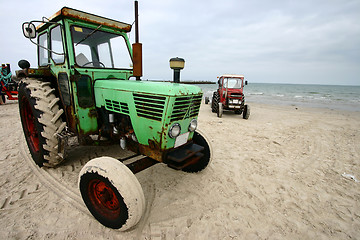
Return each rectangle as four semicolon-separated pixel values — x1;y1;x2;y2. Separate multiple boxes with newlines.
21;97;40;152
88;179;121;219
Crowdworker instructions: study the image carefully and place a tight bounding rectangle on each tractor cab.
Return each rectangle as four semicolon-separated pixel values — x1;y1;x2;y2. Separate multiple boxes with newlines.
18;7;135;136
218;74;246;99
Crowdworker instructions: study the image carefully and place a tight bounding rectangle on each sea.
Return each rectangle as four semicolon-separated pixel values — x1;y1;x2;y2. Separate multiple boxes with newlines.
194;83;360;112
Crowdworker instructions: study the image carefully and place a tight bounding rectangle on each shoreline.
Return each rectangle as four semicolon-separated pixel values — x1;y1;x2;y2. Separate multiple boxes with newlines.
5;98;360;113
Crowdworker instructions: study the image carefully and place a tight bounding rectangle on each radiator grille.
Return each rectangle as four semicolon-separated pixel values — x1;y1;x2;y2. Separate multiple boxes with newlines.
230;93;243;98
133;93;166;121
170;95;202;121
105;99;129;114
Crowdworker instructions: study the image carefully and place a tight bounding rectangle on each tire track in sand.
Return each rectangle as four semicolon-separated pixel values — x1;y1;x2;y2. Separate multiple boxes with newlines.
19;134;90;215
19;133;159;238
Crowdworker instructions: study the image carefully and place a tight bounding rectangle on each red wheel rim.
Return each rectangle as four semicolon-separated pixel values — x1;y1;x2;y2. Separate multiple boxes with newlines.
88;179;121;220
21;96;40;152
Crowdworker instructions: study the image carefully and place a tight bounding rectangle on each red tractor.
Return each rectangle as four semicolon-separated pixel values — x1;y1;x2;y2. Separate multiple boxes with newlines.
0;64;18;104
210;74;250;119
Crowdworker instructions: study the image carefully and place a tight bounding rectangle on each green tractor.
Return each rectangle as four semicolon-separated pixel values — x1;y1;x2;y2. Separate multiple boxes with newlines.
17;2;211;230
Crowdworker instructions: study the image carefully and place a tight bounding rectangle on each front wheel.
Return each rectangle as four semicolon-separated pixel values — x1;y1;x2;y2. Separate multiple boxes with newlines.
217;102;223;118
79;157;145;230
243;104;250;119
182;131;212;173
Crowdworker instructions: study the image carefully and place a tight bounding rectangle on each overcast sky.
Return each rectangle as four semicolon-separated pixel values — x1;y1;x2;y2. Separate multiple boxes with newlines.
1;0;359;85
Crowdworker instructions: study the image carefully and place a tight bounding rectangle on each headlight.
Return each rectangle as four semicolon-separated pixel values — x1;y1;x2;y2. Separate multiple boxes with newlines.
188;119;197;132
169;123;181;138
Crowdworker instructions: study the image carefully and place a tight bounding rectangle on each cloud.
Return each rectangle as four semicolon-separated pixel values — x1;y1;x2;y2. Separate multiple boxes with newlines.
1;0;359;85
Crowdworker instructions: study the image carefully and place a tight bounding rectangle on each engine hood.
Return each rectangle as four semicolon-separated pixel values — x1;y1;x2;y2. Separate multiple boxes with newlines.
94;79;202;97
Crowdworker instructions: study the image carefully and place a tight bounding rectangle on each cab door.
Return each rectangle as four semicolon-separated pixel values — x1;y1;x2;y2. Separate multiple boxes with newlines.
48;24;78;132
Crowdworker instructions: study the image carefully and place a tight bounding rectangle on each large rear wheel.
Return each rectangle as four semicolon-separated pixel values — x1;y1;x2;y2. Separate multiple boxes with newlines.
211;91;219;113
79;157;145;230
18;79;66;167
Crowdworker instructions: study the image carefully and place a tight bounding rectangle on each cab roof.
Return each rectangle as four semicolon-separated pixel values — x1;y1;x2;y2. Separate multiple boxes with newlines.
36;7;132;33
220;74;245;78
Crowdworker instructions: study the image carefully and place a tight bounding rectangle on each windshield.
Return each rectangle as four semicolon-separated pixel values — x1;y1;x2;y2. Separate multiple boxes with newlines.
224;78;242;89
71;25;132;69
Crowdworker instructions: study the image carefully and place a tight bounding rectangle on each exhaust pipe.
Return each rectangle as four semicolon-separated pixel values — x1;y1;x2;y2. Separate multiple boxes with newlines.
132;0;142;80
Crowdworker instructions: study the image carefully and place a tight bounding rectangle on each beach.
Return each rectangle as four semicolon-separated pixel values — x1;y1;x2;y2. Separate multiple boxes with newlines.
0;100;359;239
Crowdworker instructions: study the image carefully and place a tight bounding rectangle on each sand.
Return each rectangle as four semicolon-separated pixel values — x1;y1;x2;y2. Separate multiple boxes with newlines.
0;99;359;239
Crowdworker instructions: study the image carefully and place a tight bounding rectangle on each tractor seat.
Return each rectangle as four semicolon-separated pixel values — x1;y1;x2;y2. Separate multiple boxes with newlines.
76;53;92;67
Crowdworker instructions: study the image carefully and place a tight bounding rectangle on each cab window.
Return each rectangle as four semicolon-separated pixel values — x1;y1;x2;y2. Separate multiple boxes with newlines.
50;25;65;64
71;25;132;69
38;32;49;66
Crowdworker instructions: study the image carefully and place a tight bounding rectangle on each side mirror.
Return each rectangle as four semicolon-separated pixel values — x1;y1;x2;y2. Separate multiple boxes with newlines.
22;22;37;39
245;80;248;85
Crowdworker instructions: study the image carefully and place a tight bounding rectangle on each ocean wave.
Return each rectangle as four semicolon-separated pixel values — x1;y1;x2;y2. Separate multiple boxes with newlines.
239;83;360;111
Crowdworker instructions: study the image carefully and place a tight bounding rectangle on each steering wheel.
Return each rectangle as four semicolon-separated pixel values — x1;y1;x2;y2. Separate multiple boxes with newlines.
82;61;105;68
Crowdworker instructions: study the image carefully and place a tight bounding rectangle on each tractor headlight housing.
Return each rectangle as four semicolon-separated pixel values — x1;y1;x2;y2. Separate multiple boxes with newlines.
188;119;197;132
169;123;181;138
